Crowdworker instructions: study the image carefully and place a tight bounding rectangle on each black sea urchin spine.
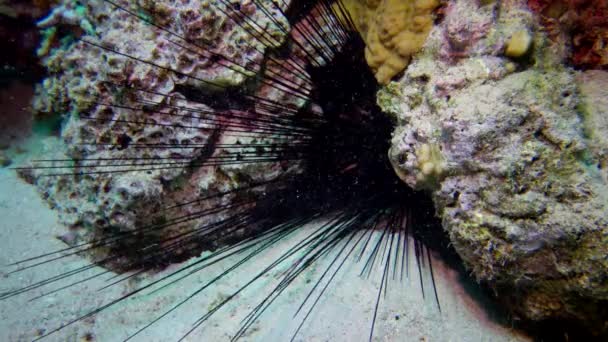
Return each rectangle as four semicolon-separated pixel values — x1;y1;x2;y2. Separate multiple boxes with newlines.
3;1;445;341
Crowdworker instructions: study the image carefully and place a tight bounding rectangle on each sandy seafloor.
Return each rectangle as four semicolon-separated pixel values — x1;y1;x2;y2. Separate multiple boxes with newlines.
0;133;531;342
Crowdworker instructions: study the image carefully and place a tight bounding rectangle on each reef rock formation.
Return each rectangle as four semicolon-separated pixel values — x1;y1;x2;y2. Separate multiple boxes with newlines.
21;0;332;271
384;0;608;333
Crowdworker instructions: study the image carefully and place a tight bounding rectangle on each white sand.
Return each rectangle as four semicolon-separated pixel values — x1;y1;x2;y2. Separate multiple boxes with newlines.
0;146;530;342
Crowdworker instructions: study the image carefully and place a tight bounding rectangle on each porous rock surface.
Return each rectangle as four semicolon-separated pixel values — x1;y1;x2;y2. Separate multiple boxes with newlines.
383;0;608;332
21;0;321;270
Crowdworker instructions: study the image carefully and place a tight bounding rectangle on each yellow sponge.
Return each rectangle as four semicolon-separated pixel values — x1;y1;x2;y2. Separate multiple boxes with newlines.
341;0;439;84
505;29;532;58
415;143;446;184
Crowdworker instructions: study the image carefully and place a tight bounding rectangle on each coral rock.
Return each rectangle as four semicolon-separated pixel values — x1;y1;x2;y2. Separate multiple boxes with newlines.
22;0;316;271
385;0;608;333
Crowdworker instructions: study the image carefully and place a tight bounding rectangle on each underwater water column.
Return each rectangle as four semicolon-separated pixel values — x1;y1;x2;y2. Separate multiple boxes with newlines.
1;0;607;341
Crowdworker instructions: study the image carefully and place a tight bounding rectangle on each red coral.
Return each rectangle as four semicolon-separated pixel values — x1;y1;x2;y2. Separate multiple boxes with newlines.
527;0;552;13
528;0;608;69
